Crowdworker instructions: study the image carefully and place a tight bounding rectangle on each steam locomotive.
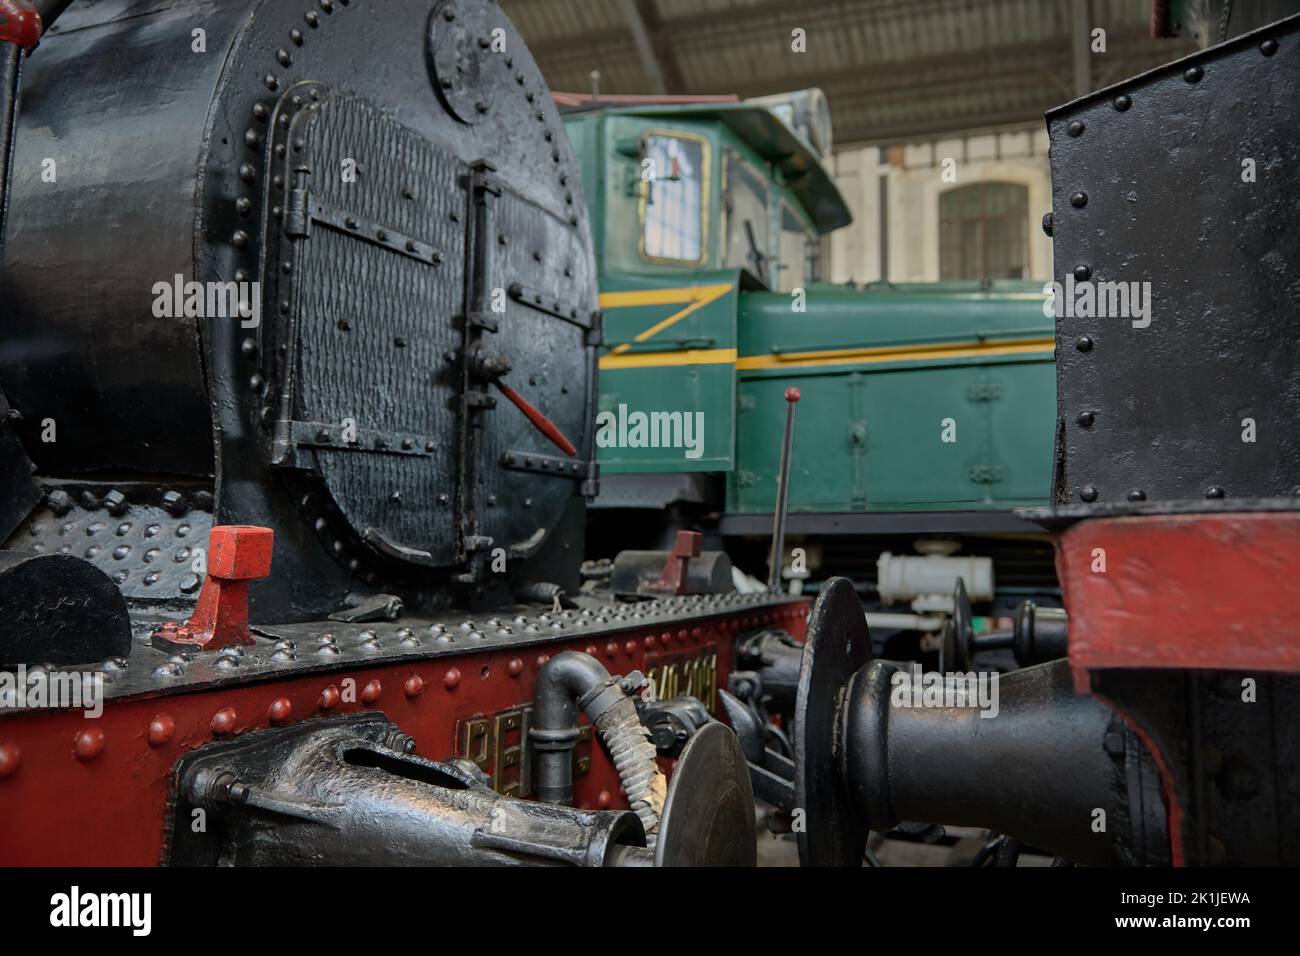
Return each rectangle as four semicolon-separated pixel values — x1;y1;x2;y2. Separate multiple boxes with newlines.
0;0;1296;871
791;8;1300;866
0;0;798;866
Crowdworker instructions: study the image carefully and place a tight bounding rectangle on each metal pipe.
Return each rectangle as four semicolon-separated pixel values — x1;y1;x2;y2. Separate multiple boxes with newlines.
532;651;611;805
0;41;22;269
1;0;71;277
766;386;800;591
841;658;1147;865
531;651;667;840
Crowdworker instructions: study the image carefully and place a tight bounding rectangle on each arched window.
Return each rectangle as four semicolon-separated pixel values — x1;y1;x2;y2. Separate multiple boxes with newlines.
939;182;1029;280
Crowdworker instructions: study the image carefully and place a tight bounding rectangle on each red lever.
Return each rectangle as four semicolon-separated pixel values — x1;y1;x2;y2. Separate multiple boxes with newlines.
642;530;702;596
494;380;578;457
152;525;274;651
0;1;42;49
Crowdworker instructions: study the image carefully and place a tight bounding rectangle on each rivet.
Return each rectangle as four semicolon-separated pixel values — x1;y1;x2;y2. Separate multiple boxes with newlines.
605;641;618;658
231;230;250;250
1112;94;1131;111
238;163;257;183
268;697;292;723
1077;411;1095;428
277;48;292;67
306;10;320;26
361;680;382;703
1075;335;1093;352
1127;489;1146;501
264;74;279;91
291;28;304;45
624;639;637;655
1080;485;1099;502
1070;191;1087;208
508;657;523;677
211;707;238;735
536;654;550;668
1184;65;1203;83
0;742;21;778
1206;486;1226;499
1067;120;1084;137
1073;264;1092;281
74;727;106;761
644;635;656;648
319;684;341;710
404;674;425;698
1260;38;1278;56
147;714;175;746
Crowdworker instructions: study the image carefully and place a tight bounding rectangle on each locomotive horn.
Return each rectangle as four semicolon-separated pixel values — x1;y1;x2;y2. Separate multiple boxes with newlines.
794;578;1166;866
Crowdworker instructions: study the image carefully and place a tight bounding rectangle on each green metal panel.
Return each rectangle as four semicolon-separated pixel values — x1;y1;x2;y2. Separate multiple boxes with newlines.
564;105;1056;515
596;272;739;473
570;113;740;474
729;284;1055;513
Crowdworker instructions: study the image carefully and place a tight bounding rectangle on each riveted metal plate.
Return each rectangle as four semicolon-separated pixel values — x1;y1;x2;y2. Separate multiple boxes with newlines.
4;484;214;604
428;0;496;124
1047;15;1300;506
274;92;468;567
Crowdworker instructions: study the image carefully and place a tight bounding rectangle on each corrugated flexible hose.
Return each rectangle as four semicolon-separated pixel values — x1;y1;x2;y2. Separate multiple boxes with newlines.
593;695;666;845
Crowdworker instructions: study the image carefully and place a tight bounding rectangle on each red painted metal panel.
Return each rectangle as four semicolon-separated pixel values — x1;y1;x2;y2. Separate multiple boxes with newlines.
0;602;807;865
1058;512;1300;692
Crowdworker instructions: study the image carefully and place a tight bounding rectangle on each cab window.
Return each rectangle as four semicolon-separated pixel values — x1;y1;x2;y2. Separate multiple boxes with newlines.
640;133;708;264
722;150;770;284
777;201;820;291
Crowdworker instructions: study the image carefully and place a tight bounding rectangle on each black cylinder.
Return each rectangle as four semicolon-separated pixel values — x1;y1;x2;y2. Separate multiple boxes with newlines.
842;658;1140;865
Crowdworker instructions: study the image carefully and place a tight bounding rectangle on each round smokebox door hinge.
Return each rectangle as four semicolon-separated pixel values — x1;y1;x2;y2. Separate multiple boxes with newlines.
428;0;496;123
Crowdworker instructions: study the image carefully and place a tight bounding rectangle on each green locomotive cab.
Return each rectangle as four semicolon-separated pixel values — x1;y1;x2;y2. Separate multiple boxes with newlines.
563;92;1057;616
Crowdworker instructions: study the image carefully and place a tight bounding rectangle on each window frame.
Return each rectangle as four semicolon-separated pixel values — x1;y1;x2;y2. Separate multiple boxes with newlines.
720;147;773;281
636;128;712;267
938;181;1030;281
776;196;820;291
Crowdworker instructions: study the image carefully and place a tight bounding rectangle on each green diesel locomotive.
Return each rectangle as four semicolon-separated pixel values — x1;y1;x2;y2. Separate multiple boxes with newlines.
562;91;1058;618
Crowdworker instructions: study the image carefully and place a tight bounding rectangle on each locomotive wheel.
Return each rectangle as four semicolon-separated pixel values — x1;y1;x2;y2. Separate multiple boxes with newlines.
655;722;757;867
794;577;874;866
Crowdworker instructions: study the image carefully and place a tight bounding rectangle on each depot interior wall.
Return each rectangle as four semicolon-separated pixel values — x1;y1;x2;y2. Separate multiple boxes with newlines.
827;126;1054;284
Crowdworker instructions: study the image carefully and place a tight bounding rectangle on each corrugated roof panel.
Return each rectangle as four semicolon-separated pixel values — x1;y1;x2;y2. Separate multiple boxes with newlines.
502;0;1199;144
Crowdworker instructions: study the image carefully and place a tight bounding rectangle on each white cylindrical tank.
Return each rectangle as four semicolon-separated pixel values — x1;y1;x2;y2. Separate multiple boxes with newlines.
876;552;994;606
